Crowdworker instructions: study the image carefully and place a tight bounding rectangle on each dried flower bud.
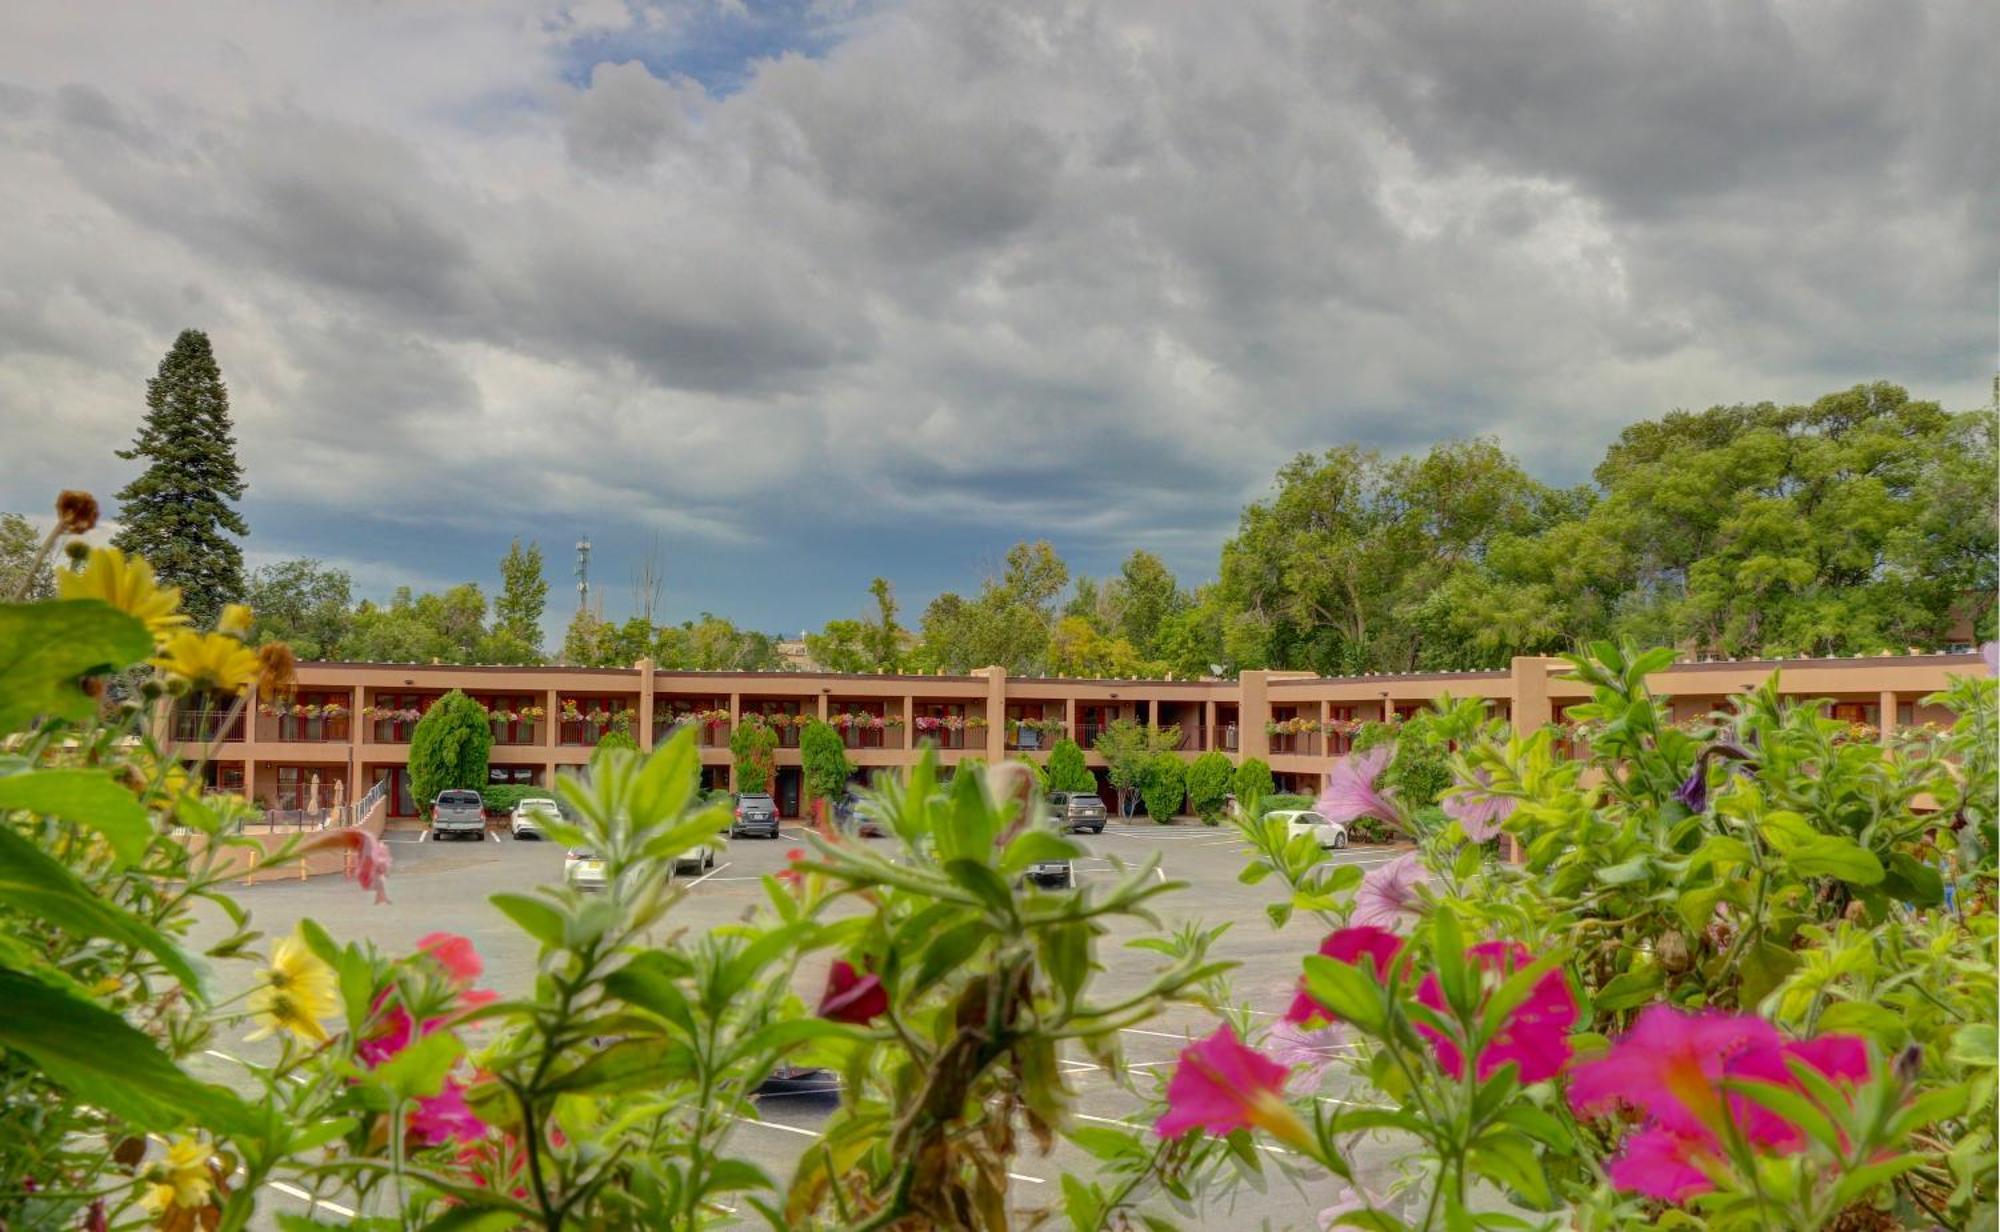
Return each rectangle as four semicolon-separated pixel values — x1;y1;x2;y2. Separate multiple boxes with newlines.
1843;899;1868;923
139;678;166;700
255;642;297;700
63;539;91;564
1894;1044;1923;1084
55;489;99;534
80;675;106;699
1656;929;1692;973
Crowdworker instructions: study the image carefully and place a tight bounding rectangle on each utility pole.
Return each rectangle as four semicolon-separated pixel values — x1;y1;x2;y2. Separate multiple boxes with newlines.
575;535;591;614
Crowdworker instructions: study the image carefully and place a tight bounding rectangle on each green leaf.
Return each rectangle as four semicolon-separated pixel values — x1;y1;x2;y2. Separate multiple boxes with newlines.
1062;1175;1103;1229
914;919;990;993
1729;1078;1845;1155
0;600;153;730
942;858;1016;920
1881;852;1944;907
365;1030;463;1101
1949;1024;1997;1069
0;769;152;866
1814;1001;1904;1040
490;892;566;949
1593;856;1652;885
1786;836;1883;885
1592;967;1664;1011
0;967;255;1134
418;1208;532;1232
0;825;203;992
1301;956;1387;1034
1827;1152;1927;1208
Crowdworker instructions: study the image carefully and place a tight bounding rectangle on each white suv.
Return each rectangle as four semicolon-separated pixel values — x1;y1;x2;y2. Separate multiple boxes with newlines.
510;796;559;840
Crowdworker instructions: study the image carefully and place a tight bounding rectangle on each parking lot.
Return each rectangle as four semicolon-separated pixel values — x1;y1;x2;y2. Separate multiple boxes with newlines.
192;820;1417;1228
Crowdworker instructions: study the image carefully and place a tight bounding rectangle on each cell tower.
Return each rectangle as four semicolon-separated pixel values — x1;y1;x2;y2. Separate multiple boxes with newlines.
575;535;591;613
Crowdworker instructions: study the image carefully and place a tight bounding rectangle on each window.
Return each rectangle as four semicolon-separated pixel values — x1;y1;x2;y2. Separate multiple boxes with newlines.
488;766;538;786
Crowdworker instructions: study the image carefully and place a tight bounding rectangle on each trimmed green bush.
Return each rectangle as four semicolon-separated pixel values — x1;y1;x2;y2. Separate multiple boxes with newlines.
1044;739;1094;792
730;717;778;794
800;719;853;814
1184;751;1234;824
1232;756;1274;809
1256;792;1313;817
595;727;638;752
408;689;492;808
1352;717;1451;809
480;784;558;814
1140;752;1186;824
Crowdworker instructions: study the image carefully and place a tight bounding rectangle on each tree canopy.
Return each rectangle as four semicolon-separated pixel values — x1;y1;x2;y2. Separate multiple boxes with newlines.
407;689;493;808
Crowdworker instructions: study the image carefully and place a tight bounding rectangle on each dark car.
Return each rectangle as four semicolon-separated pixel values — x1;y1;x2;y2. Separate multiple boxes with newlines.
730;792;780;838
1046;790;1107;834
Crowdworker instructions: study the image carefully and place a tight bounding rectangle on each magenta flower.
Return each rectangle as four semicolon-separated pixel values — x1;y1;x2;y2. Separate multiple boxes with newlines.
817;960;888;1024
1156;1025;1311;1149
409;1078;488;1146
1605;1126;1716;1202
1414;941;1576;1083
1315;745;1400;828
1352;852;1425;929
1441;770;1513;841
1285;926;1404;1025
307;826;392;903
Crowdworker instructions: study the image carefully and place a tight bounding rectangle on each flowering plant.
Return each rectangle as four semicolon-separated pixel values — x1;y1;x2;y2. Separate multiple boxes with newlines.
1265;716;1322;736
1007;716;1067;736
558;699;583;720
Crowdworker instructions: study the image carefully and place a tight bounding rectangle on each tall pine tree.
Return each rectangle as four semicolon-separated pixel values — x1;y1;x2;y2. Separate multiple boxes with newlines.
495;539;548;649
112;329;248;626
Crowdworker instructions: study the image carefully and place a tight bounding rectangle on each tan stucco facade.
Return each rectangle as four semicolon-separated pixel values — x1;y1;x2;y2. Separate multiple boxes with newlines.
172;652;1989;819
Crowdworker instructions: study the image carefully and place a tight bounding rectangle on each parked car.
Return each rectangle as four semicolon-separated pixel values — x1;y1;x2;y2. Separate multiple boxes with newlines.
730;792;780;839
1046;790;1107;834
510;796;559;840
1270;808;1348;850
564;847;606;891
1024;823;1075;888
430;789;487;841
674;834;721;874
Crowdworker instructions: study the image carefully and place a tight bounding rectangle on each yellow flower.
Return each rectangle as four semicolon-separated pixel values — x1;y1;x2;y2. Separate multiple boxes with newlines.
246;925;339;1045
216;603;254;638
151;631;261;696
57;547;189;644
138;1136;214;1212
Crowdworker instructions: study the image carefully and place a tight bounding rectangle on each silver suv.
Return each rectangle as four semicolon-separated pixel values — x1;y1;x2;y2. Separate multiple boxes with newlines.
430;789;487;841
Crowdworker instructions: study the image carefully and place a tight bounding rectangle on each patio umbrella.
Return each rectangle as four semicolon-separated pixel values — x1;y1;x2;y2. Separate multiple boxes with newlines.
308;772;321;817
331;779;346;823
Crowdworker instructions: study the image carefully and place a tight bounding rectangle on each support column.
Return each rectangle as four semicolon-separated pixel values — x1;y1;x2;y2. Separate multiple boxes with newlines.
727;692;742;792
638;657;655;750
1203;698;1217;753
242;681;260;809
1239;671;1271;760
981;667;1007;763
1066;696;1079;746
817;691;829;721
1509;656;1554;733
544;688;559;749
1878;690;1897;746
902;694;916;753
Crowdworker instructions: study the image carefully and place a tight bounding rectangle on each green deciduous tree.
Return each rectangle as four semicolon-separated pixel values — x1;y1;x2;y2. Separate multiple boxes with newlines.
111;329;249;627
1047;616;1157;679
346;584;491;664
1140;752;1185;824
914;541;1071;673
863;576;905;671
799;719;852;817
407;689;493;807
1115;550;1186;657
805;619;871;674
243;559;353;660
495;539;548;652
730;717;778;794
1044;739;1094;793
1092;718;1181;817
1232;756;1274;808
0;513;54;600
1184;751;1234;824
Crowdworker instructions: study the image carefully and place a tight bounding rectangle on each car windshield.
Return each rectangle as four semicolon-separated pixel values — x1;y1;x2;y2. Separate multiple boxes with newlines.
567;850;596;860
439;791;481;805
739;795;774;806
519;799;557;811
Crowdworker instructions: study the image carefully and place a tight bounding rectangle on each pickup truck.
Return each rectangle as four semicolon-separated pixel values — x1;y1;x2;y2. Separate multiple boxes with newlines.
430;789;488;841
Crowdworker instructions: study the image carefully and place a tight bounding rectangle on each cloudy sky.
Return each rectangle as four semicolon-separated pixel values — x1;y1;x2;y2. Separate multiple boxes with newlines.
2;1;1994;636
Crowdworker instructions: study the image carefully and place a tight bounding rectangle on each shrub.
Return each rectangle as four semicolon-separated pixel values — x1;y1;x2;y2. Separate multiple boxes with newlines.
1352;715;1451;809
407;688;492;807
595;726;637;752
1232;756;1274;808
1185;751;1234;824
1140;752;1186;823
799;719;852;815
1045;738;1095;792
1255;792;1313;817
729;715;778;793
1018;757;1049;793
478;784;556;813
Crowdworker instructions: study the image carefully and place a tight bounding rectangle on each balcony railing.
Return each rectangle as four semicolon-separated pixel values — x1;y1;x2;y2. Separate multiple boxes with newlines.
911;728;968;750
261;716;351;743
654;720;730;749
1210;725;1239;752
489;720;541;746
173;710;245;744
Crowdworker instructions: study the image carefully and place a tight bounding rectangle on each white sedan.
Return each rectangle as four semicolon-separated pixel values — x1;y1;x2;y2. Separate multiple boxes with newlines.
510;796;560;840
1270;808;1348;850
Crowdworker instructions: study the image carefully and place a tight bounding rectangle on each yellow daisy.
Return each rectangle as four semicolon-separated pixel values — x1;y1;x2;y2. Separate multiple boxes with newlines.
216;603;254;638
138;1135;214;1212
57;547;189;644
150;631;261;697
246;925;339;1045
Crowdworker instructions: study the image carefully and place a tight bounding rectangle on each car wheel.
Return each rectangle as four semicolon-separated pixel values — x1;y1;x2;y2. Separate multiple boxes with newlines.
1332;832;1348;849
705;850;716;870
1092;825;1104;835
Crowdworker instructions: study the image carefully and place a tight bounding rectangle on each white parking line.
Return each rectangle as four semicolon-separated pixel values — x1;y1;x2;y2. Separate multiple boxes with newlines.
683;861;731;888
268;1179;355;1217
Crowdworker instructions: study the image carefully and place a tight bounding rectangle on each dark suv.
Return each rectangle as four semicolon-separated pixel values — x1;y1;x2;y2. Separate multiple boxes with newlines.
1047;790;1107;834
730;792;780;838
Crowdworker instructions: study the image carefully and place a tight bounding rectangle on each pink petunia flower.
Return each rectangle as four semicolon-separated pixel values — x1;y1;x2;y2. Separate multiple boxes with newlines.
817;960;888;1024
1155;1025;1311;1150
1440;770;1514;842
1414;941;1576;1084
1285;926;1405;1025
1605;1125;1717;1202
409;1078;488;1146
306;826;392;904
1567;1006;1785;1142
1266;1019;1349;1083
417;933;483;985
1352;852;1425;930
1315;745;1400;828
1317;1183;1388;1228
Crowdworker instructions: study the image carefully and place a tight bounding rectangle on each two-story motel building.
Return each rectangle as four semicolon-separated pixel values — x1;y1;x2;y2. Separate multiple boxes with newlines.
165;650;1989;822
